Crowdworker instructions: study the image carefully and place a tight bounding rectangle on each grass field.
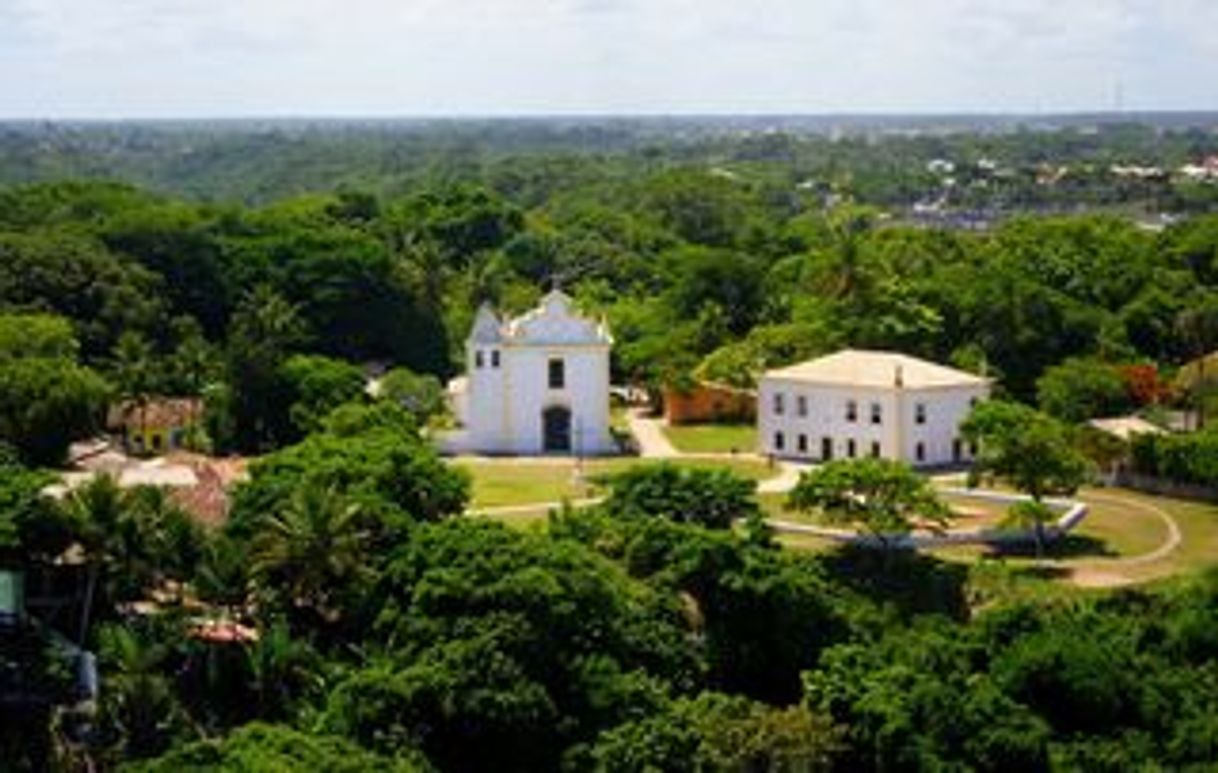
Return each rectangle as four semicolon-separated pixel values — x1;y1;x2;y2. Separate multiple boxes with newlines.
456;456;775;509
761;486;1202;564
662;422;756;454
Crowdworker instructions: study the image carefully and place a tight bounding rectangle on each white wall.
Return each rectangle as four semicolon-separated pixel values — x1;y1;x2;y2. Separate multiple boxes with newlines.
757;379;989;466
463;342;614;455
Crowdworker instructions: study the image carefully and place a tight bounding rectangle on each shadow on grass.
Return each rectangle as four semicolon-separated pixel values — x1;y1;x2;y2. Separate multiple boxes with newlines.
999;563;1074;581
818;545;971;622
980;534;1117;560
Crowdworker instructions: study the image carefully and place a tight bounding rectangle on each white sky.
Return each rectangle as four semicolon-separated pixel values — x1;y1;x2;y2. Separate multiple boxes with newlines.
2;0;1217;118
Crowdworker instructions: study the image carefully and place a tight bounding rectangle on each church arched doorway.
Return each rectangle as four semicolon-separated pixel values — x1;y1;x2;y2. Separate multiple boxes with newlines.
542;405;572;453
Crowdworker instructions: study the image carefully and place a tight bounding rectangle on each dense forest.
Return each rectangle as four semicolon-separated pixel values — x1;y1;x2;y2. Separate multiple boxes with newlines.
3;119;1218;770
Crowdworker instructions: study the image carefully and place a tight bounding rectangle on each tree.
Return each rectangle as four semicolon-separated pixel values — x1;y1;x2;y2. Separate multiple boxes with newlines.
0;315;110;465
0;444;65;563
224;286;307;452
601;463;760;530
126;722;421;772
61;476;135;641
375;367;445;424
112;331;159;452
961;401;1092;553
277;354;366;439
585;692;840;772
228;403;469;541
96;622;191;761
250;484;371;631
324;517;698;771
1036;357;1131;423
0;231;165;359
786;458;951;548
243;621;323;722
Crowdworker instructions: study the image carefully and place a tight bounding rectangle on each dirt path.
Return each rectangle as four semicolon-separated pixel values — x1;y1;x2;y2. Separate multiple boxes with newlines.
625;409;680;458
1065;492;1182;588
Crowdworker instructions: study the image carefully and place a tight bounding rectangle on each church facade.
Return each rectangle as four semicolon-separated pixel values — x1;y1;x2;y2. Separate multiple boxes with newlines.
443;290;616;456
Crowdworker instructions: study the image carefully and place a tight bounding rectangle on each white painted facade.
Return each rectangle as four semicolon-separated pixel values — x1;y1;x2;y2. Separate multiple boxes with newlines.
444;291;616;456
757;350;991;467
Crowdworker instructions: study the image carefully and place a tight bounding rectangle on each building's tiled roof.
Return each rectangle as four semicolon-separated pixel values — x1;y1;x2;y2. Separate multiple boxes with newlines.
108;398;202;430
763;349;990;389
1088;416;1167;441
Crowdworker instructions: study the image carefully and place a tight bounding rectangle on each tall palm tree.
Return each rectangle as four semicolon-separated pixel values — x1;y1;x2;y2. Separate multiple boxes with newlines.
61;475;130;644
112;332;158;454
96;623;185;758
244;620;321;720
249;484;369;626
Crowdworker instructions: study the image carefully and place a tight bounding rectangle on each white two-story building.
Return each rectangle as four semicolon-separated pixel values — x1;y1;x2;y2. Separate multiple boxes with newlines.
443;290;616;456
758;350;991;467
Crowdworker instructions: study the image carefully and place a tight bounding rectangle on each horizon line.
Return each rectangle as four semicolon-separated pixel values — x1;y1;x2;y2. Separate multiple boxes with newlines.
4;108;1218;124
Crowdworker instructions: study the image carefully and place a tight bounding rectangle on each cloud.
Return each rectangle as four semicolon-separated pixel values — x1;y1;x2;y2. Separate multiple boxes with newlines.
1;0;1214;116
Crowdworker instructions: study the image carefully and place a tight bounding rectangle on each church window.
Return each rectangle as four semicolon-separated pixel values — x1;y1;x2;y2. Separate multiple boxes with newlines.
870;402;882;425
475;350;484;369
796;395;807;417
491;350;500;368
845;400;858;422
915;403;927;424
548;358;565;389
773;392;785;415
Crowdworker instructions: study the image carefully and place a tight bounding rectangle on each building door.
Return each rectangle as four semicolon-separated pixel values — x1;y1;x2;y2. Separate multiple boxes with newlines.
821;436;833;461
542;406;572;452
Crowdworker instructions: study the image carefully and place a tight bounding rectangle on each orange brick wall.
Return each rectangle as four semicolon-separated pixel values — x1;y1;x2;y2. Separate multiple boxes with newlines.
664;383;756;425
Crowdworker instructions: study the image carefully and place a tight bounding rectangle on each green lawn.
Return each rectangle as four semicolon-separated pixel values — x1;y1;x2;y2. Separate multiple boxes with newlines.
761;486;1204;568
662;422;756;454
456;456;775;510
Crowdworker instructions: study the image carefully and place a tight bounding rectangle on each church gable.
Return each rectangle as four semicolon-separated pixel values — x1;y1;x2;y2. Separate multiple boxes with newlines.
505;291;611;346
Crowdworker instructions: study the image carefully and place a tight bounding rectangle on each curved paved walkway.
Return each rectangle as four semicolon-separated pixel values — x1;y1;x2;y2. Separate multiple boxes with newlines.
1066;492;1182;587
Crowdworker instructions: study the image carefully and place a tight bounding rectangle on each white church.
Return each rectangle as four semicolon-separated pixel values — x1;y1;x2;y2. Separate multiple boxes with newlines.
442;290;617;456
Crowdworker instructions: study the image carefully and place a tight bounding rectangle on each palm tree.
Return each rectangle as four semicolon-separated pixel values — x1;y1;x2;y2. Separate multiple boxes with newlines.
249;484;369;627
112;332;157;455
61;476;130;644
96;623;185;758
244;620;321;720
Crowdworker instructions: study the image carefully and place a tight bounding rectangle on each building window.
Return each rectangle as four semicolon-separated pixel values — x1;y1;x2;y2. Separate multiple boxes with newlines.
796;395;808;417
821;436;834;460
915;442;926;463
797;434;808;453
845;400;858;423
953;438;963;463
915;403;926;425
847;439;857;458
475;350;484;369
491;350;500;368
773;392;785;416
969;441;978;457
870;402;882;425
774;431;785;451
870;441;881;458
970;397;979;408
548;358;565;389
